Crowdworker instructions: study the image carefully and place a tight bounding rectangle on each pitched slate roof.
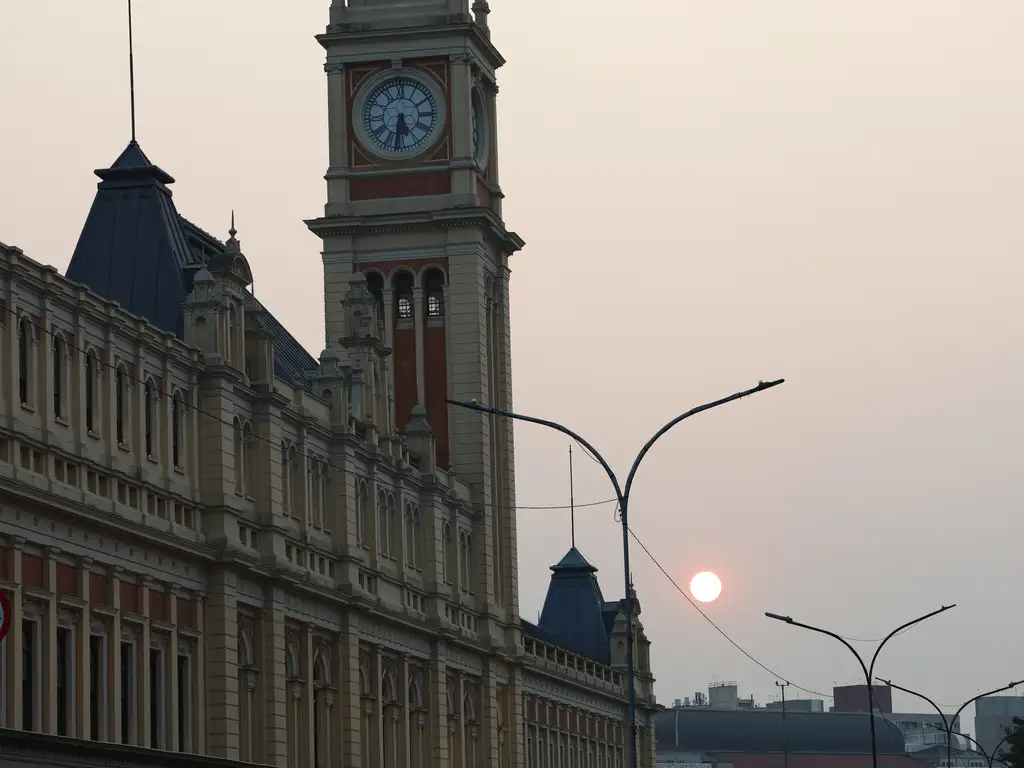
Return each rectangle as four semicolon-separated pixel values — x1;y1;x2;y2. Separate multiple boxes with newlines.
534;547;616;665
655;707;908;755
67;142;319;389
67;141;200;336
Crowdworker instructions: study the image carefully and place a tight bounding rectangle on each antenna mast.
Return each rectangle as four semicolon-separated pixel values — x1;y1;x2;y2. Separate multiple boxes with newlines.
128;0;137;141
569;444;575;548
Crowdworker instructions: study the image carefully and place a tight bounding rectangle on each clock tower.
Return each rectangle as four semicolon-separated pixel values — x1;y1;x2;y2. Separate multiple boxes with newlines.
306;0;523;622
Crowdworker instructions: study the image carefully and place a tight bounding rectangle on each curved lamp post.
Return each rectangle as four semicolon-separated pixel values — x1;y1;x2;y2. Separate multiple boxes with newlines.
448;378;785;768
879;678;1024;768
989;733;1014;768
764;606;955;768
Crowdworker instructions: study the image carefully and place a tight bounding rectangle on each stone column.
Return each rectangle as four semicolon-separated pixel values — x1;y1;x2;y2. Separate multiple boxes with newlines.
138;580;152;748
168;591;180;751
302;626;316;767
338;617;362;768
110;567;123;743
5;539;24;729
43;549;58;734
413;286;426;402
205;570;240;758
262;598;289;766
77;557;92;740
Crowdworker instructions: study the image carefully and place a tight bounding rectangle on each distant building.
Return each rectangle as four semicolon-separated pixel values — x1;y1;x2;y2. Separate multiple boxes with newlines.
765;699;825;713
654;707;924;768
975;695;1024;756
834;684;895;714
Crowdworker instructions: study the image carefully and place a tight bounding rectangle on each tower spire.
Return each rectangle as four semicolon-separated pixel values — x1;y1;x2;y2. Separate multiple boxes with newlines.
569;444;576;549
127;0;137;141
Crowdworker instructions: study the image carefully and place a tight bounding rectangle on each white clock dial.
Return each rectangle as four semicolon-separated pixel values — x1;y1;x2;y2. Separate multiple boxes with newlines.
362;77;439;155
472;96;481;158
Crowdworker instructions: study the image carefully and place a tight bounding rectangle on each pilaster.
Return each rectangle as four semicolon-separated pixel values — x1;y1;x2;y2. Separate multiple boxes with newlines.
205;570;240;758
262;598;289;766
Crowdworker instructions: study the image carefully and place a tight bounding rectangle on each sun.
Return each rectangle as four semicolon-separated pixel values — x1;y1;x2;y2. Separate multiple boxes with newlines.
690;571;722;603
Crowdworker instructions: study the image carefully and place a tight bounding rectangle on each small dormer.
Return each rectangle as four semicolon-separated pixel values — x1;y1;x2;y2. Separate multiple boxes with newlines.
207;215;254;372
244;301;276;389
182;267;223;363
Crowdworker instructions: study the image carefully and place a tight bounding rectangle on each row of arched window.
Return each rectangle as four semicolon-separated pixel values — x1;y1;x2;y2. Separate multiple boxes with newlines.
364;268;446;323
17;317;188;469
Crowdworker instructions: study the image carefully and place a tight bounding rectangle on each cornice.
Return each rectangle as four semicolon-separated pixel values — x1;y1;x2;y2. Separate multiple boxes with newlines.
305;207;524;255
316;21;506;71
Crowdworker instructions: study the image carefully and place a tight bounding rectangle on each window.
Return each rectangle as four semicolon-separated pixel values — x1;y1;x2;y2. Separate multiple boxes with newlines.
53;335;66;420
281;443;291;513
443;523;453;584
150;647;164;748
57;625;73;735
394;272;414;320
460;531;473;589
120;642;134;744
116;368;127;445
18;317;31;406
22;620;37;731
424;269;445;317
177;653;191;752
377;492;390;557
90;635;106;741
144;380;156;457
243;423;255;497
233;419;243;493
172;393;183;468
86;352;97;433
356;482;369;547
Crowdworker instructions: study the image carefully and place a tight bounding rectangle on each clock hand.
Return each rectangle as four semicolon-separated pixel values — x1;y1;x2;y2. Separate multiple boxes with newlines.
394;113;407;151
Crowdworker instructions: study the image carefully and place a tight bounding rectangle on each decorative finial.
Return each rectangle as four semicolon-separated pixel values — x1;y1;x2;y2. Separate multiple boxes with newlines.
229;210;237;239
127;0;137;141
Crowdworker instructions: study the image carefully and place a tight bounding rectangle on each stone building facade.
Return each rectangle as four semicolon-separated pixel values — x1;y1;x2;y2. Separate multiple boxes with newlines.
0;1;657;767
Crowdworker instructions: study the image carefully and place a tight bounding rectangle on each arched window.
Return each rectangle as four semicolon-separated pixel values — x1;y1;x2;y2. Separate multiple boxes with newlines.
320;464;330;530
144;379;156;457
289;446;299;515
281;443;291;513
85;351;98;433
18;317;32;406
238;626;257;763
52;334;66;419
356;481;368;546
442;523;453;584
377;491;390;557
459;531;472;590
313;650;331;768
243;422;255;497
233;419;243;492
404;505;414;567
228;305;238;364
424;269;445;318
388;494;398;559
115;366;128;445
394;271;414;320
172;393;184;469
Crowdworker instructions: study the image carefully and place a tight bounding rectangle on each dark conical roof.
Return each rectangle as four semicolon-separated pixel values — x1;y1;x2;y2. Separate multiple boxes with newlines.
65;143;320;388
537;548;612;664
67;141;197;335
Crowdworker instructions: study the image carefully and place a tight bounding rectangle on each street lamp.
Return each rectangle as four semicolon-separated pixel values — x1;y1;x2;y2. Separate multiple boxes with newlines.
764;605;955;768
448;378;785;768
989;733;1014;768
879;678;1024;768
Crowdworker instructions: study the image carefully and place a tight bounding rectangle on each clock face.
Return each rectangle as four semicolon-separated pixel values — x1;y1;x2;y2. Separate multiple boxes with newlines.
472;96;481;158
362;76;439;156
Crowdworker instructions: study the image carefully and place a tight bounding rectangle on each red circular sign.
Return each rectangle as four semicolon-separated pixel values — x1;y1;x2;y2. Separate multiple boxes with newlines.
0;590;10;643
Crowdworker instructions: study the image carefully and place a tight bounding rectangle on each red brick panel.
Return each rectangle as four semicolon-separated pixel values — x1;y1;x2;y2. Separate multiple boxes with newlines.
120;580;139;614
178;597;197;631
89;572;109;605
350;171;452;201
150;590;169;622
22;554;43;588
55;563;76;597
394;326;417;433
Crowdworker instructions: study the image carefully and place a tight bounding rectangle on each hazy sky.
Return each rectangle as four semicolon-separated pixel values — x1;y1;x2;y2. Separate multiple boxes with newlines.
3;0;1024;731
